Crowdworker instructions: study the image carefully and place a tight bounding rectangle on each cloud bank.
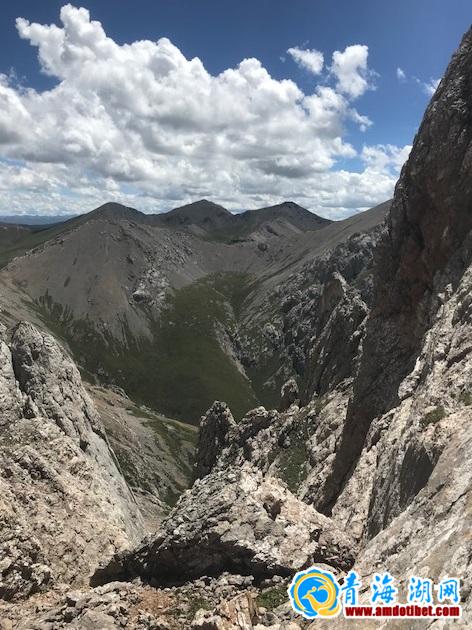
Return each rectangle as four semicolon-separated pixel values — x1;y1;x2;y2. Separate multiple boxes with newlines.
0;4;411;217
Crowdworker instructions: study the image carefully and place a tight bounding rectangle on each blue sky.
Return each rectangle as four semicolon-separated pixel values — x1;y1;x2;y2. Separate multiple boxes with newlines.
0;1;470;217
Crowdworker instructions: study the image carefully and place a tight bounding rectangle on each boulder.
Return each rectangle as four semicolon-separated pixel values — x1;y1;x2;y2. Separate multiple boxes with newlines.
92;466;354;586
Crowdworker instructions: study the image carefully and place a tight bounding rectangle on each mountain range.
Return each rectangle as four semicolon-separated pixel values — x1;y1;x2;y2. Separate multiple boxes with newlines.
0;197;388;424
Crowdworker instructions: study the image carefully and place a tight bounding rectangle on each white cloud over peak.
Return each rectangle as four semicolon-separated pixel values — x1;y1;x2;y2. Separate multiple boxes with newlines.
0;5;408;218
287;46;324;75
331;45;375;99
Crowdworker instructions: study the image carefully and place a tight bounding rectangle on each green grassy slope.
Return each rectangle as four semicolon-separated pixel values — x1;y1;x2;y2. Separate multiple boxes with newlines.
33;272;259;425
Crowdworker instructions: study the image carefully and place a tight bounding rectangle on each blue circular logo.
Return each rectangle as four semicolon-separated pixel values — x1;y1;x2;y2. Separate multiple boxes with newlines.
288;567;341;619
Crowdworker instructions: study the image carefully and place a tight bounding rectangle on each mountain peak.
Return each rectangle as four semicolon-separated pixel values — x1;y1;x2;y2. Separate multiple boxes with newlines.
168;199;232;216
256;200;324;216
91;202;143;221
193;199;228;209
157;199;233;228
276;200;303;208
238;201;331;232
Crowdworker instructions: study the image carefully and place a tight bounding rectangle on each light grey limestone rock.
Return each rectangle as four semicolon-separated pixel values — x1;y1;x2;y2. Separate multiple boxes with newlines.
311;417;472;630
10;321;104;449
0;339;20;428
92;466;354;586
0;322;144;601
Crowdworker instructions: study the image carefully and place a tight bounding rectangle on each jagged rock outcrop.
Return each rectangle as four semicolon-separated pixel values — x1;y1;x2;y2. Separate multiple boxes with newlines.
321;26;472;517
279;379;299;411
0;322;144;600
92;466;354;587
190;392;353;522
191;392;351;520
237;224;384;406
195;401;237;479
11;322;106;449
194;405;279;480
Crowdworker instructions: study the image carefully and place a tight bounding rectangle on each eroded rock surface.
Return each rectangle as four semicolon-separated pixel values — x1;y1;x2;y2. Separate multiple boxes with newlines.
0;573;309;630
0;322;144;601
92;466;354;587
195;401;237;480
322;25;472;518
237;223;384;406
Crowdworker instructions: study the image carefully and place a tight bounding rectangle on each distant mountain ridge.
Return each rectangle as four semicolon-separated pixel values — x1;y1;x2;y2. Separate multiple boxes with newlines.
0;198;333;269
83;199;332;240
0;215;77;225
83;198;332;241
0;195;389;422
1;199;331;242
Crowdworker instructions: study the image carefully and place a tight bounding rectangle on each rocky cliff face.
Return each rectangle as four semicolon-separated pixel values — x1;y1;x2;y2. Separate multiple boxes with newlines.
234;220;384;410
321;26;472;517
307;27;472;626
0;321;143;601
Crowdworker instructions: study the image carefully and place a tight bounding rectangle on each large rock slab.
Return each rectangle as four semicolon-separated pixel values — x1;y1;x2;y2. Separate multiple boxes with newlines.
92;466;355;586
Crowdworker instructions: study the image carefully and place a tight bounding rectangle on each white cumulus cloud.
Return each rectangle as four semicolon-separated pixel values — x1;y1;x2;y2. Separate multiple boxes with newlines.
361;143;411;173
0;4;408;219
287;46;324;75
331;45;375;99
